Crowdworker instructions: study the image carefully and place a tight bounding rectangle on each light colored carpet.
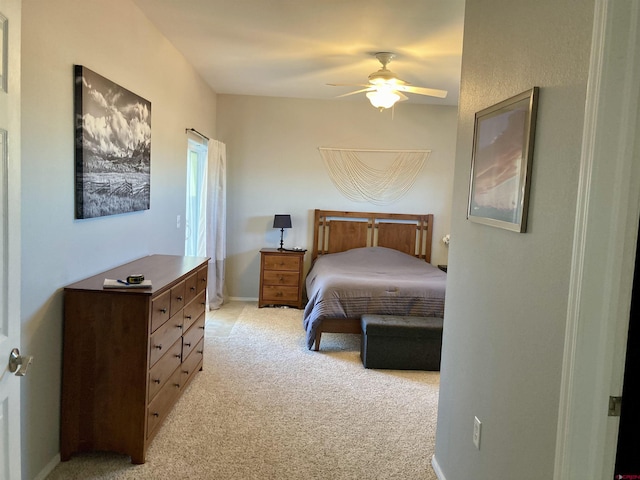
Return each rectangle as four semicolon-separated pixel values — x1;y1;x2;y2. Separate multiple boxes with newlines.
47;303;440;479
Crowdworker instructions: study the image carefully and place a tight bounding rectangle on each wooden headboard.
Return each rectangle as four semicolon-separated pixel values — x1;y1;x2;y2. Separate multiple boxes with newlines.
311;209;434;263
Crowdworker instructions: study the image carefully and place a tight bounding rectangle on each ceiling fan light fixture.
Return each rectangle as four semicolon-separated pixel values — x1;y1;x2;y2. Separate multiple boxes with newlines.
366;89;400;110
328;51;448;107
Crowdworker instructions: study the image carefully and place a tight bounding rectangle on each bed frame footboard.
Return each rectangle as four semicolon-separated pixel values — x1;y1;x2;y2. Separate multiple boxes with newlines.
313;318;362;351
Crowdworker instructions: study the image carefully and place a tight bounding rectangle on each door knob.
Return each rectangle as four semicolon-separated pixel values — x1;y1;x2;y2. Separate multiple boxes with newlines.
9;348;33;377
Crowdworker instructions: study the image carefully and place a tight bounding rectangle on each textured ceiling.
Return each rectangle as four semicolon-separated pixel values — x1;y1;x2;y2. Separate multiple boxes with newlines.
132;0;465;106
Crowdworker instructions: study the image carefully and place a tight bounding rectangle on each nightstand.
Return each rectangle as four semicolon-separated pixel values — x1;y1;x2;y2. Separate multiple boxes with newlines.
259;248;305;308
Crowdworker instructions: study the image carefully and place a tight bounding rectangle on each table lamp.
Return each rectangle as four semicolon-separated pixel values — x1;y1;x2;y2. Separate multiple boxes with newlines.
273;214;292;250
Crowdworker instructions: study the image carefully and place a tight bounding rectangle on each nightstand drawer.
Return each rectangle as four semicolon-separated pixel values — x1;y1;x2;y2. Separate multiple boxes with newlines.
263;270;300;286
263;255;300;271
261;285;299;302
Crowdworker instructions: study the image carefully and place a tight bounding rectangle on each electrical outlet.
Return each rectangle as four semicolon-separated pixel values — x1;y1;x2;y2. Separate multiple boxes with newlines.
176;215;181;229
473;416;482;450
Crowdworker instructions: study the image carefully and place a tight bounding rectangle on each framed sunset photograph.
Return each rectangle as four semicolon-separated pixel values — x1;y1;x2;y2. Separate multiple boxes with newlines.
467;87;539;232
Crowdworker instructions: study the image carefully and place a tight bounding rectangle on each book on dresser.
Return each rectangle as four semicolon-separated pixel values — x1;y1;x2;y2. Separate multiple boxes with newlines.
60;254;209;464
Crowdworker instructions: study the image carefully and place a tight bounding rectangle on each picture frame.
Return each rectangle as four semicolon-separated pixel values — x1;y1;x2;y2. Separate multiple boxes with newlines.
74;65;151;219
467;87;539;232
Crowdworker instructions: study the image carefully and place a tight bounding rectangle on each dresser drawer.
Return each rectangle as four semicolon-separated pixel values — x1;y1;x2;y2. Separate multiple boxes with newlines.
151;290;171;333
181;337;204;389
170;281;186;317
184;272;198;305
263;255;300;271
197;265;208;294
149;314;183;367
262;270;299;286
261;285;299;302
183;290;205;332
182;313;205;360
148;338;182;402
147;366;182;438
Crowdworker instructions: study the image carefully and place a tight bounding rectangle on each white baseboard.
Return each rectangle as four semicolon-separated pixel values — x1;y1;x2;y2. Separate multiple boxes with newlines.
33;454;60;480
431;455;447;480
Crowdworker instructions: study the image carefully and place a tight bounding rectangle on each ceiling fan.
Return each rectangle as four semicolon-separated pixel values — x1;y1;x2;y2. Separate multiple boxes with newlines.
329;52;448;110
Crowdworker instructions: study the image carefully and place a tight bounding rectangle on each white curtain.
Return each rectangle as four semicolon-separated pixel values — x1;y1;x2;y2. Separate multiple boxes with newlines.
206;139;227;310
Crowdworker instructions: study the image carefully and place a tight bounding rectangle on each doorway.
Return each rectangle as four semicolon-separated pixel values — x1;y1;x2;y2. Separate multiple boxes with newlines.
0;1;22;477
614;226;640;477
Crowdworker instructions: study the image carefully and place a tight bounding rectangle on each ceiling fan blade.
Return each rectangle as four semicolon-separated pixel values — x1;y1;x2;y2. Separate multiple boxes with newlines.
396;91;409;101
398;85;448;98
327;83;372;87
335;87;375;98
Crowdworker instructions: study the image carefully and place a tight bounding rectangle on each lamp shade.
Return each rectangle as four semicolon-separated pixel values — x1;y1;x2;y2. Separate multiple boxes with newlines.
273;214;292;229
367;89;400;109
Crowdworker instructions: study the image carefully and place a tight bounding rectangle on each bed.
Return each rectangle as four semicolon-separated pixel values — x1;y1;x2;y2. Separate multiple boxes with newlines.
303;209;447;350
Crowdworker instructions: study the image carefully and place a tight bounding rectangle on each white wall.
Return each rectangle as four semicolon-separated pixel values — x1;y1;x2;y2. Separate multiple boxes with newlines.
21;1;217;478
216;95;458;300
433;1;594;479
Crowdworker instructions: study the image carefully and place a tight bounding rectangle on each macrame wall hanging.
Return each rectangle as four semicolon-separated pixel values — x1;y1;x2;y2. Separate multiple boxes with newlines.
318;147;430;205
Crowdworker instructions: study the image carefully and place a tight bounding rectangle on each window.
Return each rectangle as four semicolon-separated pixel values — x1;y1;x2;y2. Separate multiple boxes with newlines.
185;139;208;256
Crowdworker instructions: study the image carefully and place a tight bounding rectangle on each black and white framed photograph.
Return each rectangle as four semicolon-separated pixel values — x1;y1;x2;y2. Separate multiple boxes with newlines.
467;87;539;232
74;65;151;219
0;12;7;92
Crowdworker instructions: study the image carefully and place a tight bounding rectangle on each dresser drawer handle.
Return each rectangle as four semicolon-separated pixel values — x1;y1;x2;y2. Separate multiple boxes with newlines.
197;349;203;355
199;325;205;330
177;324;183;329
174;383;181;388
185;315;192;320
153;378;161;384
160;308;167;314
276;292;283;297
176;296;183;301
155;344;163;350
183;369;189;375
190;286;196;292
184;342;191;347
152;412;159;418
175;354;181;359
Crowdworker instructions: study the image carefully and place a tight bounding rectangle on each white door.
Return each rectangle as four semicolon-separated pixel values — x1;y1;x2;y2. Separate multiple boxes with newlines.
0;1;22;479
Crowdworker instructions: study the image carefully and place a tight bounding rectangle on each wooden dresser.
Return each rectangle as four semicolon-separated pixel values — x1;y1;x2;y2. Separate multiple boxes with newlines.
258;248;305;309
60;254;209;464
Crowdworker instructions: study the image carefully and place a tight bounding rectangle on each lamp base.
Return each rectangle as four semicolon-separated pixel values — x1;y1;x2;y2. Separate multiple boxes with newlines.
278;228;284;250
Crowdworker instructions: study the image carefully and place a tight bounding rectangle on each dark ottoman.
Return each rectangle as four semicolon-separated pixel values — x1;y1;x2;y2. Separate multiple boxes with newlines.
360;315;443;370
